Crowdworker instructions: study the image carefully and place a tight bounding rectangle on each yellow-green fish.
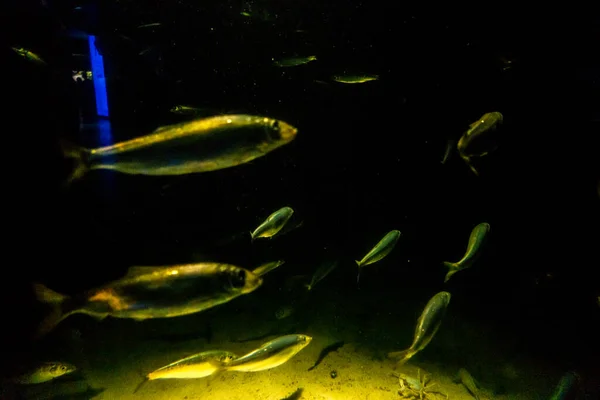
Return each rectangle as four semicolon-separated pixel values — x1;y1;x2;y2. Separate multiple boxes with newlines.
225;334;312;372
332;74;379;84
252;260;285;277
355;230;401;282
305;260;338;291
443;222;490;282
273;56;317;67
388;291;451;365
60;114;298;184
12;362;76;384
455;368;482;400
169;105;212;115
33;263;262;339
250;206;294;240
11;47;47;65
134;350;237;393
275;305;294;320
458;112;503;175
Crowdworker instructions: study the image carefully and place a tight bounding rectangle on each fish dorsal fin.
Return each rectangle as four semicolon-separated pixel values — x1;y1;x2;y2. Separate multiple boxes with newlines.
152;125;171;133
125;266;165;277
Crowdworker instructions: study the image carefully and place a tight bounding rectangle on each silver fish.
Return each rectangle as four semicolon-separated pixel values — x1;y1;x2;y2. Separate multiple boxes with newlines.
388;291;451;365
252;260;285;277
305;260;339;291
60;114;298;184
33;263;262;339
273;55;317;67
356;230;401;282
134;350;237;393
13;362;76;384
225;334;312;372
443;222;490;282
250;207;294;240
458;112;503;175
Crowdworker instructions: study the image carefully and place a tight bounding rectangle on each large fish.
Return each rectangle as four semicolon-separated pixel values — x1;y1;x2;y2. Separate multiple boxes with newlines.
388;291;451;365
134;350;238;393
33;263;262;338
443;222;490;282
225;334;312;372
61;114;298;184
458;112;503;175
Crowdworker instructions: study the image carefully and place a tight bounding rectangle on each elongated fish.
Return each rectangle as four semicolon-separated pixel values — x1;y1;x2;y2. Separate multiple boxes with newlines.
252;260;285;277
549;371;580;400
273;55;317;67
332;74;379;84
443;222;490;282
305;260;338;291
225;334;312;372
388;291;451;365
356;230;401;282
33;263;262;339
60;114;298;184
134;350;237;393
456;368;482;400
12;362;76;384
251;207;294;240
458;112;503;175
11;47;47;65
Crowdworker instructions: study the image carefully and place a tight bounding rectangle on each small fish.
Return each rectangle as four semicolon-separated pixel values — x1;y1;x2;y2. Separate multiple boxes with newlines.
250;207;294;240
441;139;456;164
273;56;317;67
253;260;285;277
455;368;482;400
12;362;76;384
458;112;503;175
137;22;162;28
388;291;451;365
279;387;304;400
332;74;379;84
33;263;262;338
549;371;581;400
11;47;47;65
307;341;344;371
356;230;401;282
443;222;490;282
60;114;298;184
169;105;217;116
305;260;339;291
225;334;312;372
275;306;294;320
134;350;237;393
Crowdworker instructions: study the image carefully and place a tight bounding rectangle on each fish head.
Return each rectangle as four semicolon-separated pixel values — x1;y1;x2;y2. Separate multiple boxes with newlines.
264;118;298;143
44;362;77;378
222;266;262;294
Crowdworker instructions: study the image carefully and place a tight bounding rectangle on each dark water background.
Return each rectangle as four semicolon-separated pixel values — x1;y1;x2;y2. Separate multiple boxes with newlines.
1;0;600;393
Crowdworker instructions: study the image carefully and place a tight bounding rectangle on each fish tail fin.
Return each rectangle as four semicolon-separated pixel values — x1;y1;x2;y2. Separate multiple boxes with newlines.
387;349;415;365
304;284;312;291
442;262;458;283
32;283;72;339
59;139;91;185
249;231;255;242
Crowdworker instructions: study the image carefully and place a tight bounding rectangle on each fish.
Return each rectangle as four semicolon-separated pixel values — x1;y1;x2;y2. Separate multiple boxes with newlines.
33;263;262;338
443;222;490;282
11;47;47;65
250;207;294;240
455;368;482;400
307;340;344;371
332;74;379;84
225;334;312;372
275;306;294;320
441;139;456;164
356;230;401;282
549;371;581;400
137;22;162;28
305;260;339;291
279;387;304;400
12;362;76;384
273;56;317;67
388;291;451;365
458;112;503;175
60;114;298;184
252;260;285;277
134;350;237;393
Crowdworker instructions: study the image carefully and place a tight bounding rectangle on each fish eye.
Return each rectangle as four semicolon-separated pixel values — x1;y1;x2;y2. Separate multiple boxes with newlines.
229;269;246;288
271;120;280;131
